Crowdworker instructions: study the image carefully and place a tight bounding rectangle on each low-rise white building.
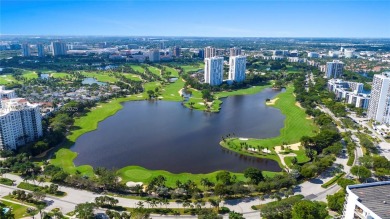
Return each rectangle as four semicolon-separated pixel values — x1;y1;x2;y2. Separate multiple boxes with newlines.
328;79;369;109
343;181;390;219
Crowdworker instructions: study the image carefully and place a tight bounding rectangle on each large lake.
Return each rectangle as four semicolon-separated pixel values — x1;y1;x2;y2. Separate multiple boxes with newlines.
72;88;285;173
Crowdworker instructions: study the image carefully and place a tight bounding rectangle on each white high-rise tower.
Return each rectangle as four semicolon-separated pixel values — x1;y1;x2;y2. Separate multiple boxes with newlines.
367;73;390;124
229;55;246;83
204;57;224;86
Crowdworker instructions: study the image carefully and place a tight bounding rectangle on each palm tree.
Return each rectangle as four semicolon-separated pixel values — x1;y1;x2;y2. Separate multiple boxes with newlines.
145;197;152;208
162;198;169;209
150;199;158;209
136;201;144;209
182;199;191;209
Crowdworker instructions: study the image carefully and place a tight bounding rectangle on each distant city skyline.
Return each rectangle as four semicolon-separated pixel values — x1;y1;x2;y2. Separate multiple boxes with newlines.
1;0;390;38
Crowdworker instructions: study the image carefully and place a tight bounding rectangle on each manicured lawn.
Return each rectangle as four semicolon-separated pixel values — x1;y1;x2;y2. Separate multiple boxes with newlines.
222;86;317;161
81;71;118;83
0;74;17;84
123;73;142;81
0;200;30;219
130;65;145;74
117;166;278;187
163;66;179;77
146;65;161;76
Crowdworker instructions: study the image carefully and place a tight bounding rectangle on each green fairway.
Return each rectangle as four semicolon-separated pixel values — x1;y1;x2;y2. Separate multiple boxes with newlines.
0;74;17;84
0;200;30;219
163;66;179;77
130;65;145;74
22;71;38;79
81;71;118;83
123;73;142;81
222;86;317;163
160;78;185;101
146;65;161;76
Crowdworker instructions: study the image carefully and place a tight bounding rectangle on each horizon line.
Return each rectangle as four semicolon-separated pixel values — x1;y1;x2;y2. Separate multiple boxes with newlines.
1;34;390;39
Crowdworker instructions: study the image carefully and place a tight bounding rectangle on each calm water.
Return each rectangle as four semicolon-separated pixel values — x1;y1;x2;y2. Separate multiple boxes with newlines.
82;77;107;86
72;88;285;173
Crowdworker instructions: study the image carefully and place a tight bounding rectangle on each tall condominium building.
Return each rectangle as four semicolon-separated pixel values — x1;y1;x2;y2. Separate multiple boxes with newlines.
204;57;224;86
228;55;246;83
149;49;160;62
204;46;216;59
0;98;43;150
22;43;31;57
230;47;242;57
325;60;344;78
51;41;68;56
173;46;181;57
367;73;390;124
342;181;390;219
37;44;45;57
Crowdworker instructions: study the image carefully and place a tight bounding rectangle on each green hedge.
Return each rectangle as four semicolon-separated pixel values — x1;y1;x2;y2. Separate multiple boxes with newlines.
17;182;66;197
0;177;14;186
321;173;346;188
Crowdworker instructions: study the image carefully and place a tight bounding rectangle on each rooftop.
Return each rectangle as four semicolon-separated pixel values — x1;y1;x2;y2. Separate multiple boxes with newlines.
348;181;390;219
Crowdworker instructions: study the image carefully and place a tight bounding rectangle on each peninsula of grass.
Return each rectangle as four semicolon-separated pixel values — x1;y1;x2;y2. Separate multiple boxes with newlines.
0;200;31;219
221;86;317;164
184;84;271;113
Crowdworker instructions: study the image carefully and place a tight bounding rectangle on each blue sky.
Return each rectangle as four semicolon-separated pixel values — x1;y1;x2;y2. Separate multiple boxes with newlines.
1;0;389;37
